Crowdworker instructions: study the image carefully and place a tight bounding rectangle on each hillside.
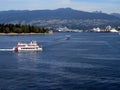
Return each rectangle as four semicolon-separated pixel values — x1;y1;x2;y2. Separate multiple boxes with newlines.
0;8;120;29
111;13;120;19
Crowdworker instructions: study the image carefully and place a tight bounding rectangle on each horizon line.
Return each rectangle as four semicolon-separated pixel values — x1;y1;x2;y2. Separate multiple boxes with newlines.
0;7;118;14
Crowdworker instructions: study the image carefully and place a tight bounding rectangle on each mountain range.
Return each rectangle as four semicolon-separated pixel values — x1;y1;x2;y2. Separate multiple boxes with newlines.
111;13;120;19
0;8;120;29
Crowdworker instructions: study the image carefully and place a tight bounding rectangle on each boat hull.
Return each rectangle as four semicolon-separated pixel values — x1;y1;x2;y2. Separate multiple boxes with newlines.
13;47;42;52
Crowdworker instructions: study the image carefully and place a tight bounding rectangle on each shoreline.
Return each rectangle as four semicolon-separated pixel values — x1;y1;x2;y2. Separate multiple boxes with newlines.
0;32;53;35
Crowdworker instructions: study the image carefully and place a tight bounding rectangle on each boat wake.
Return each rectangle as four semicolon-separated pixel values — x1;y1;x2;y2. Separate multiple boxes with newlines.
0;49;13;51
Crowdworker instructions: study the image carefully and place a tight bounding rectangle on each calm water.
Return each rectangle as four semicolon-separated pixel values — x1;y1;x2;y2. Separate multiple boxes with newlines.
0;32;120;90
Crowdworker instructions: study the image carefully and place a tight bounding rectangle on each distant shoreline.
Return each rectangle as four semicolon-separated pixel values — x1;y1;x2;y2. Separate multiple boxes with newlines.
0;32;53;35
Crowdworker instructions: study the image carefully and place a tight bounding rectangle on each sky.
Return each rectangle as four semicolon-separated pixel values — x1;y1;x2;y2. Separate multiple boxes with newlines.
0;0;119;13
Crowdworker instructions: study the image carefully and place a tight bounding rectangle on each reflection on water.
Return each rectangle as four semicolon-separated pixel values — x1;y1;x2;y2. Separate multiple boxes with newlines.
16;51;41;71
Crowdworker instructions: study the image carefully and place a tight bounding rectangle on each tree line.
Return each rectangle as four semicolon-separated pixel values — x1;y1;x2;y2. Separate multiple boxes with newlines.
0;24;49;33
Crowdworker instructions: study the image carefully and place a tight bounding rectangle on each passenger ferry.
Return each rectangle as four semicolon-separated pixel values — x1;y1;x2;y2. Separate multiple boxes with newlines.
13;41;42;51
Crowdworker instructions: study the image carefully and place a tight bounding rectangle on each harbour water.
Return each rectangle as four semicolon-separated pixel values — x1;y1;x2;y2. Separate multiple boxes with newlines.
0;32;120;90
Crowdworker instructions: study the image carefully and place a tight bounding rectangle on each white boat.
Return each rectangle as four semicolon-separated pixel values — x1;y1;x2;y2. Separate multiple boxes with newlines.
65;35;71;40
13;41;42;51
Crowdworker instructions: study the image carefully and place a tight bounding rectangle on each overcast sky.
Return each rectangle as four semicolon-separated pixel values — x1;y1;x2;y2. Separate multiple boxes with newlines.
0;0;119;13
